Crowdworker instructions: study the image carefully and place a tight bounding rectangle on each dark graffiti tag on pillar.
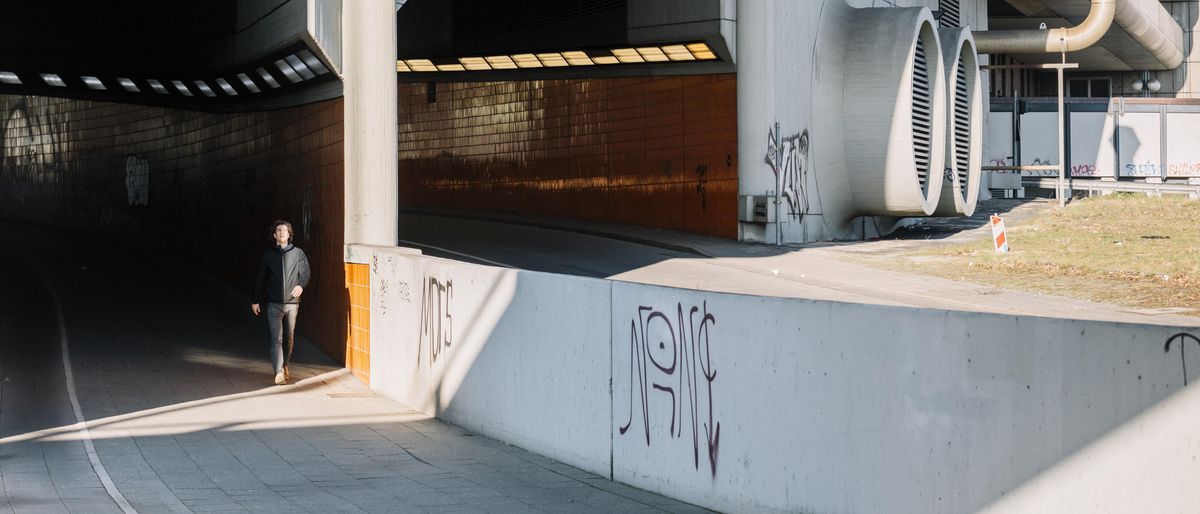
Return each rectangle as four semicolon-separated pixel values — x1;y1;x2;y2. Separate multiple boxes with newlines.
619;301;721;476
418;277;453;366
1164;332;1200;386
764;126;811;220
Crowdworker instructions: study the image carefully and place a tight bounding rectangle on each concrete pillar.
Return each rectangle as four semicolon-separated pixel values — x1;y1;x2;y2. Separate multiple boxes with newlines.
735;1;776;244
343;0;398;247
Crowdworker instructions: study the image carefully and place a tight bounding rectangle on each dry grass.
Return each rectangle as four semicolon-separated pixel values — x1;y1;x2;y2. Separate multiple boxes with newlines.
881;194;1200;314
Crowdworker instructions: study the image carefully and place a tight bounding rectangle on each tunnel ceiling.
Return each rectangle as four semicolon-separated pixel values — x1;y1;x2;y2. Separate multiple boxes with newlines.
0;0;341;111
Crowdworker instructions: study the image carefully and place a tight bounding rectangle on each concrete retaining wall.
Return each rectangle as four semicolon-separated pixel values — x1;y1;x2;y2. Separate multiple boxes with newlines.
365;245;1199;513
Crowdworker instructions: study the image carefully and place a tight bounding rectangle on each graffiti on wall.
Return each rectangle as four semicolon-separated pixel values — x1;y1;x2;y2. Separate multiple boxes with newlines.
695;164;708;210
1071;163;1098;177
418;276;453;366
1024;157;1058;176
619;301;721;476
301;188;312;241
1167;162;1200;176
2;100;68;200
125;155;150;206
764;126;811;219
1124;162;1161;176
1164;332;1200;386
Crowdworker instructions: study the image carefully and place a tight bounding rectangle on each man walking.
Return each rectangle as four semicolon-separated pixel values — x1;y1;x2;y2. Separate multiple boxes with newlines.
252;220;311;385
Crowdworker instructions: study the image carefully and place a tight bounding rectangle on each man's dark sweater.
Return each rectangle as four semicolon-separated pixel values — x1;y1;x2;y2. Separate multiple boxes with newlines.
253;244;311;304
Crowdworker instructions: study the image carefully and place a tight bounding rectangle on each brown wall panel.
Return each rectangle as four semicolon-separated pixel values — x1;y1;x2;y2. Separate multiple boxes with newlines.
0;95;349;364
398;74;738;239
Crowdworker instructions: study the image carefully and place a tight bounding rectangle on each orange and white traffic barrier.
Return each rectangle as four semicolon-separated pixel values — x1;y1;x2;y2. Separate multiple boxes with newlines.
990;214;1009;253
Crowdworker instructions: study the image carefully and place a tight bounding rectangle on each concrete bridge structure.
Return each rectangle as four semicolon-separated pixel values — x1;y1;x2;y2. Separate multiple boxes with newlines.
1;1;1198;512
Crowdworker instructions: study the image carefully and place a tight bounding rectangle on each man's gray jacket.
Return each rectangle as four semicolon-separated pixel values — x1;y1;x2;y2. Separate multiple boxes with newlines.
253;244;311;304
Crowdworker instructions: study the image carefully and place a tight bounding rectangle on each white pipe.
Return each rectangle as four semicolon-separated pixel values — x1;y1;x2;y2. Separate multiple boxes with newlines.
974;0;1184;70
974;0;1115;55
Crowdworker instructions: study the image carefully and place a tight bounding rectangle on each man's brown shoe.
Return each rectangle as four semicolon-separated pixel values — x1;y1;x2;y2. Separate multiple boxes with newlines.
283;365;290;381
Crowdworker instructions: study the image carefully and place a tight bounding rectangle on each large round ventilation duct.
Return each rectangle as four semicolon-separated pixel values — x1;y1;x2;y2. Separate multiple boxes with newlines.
933;28;982;217
842;8;947;217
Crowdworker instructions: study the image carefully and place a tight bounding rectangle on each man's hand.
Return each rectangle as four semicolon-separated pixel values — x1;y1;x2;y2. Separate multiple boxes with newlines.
251;303;260;316
291;285;303;298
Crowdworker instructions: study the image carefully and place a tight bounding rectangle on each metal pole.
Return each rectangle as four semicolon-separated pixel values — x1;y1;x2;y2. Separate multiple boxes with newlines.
1057;54;1067;207
774;121;782;246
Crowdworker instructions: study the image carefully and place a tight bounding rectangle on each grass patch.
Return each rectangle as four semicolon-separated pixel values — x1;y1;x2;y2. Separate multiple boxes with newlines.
881;194;1200;314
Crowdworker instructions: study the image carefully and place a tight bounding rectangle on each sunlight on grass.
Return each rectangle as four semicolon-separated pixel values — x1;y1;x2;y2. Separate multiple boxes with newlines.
890;194;1200;314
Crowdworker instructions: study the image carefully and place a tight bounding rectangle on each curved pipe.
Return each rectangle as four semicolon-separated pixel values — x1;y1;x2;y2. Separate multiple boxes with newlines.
974;0;1115;55
975;0;1184;69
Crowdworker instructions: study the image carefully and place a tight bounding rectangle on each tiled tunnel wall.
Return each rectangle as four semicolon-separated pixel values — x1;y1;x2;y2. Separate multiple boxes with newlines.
0;95;352;369
397;75;739;239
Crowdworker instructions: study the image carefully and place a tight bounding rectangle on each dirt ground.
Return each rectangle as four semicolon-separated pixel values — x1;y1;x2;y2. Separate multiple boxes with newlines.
837;193;1200;316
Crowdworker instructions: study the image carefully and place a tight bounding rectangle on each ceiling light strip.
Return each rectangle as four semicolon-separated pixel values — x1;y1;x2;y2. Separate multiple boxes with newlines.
396;42;717;73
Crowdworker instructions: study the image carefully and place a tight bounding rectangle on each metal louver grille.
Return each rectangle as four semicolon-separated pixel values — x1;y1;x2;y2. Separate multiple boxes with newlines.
939;0;961;28
953;55;971;197
912;37;933;195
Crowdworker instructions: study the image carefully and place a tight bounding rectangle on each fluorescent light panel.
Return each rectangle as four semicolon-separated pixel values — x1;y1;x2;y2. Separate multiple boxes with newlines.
194;80;217;97
40;73;66;87
172;80;193;96
256;67;281;88
82;76;106;90
296;50;330;75
511;54;542;68
0;72;22;85
117;78;140;92
147;79;169;94
285;55;316;80
485;56;517;69
236;73;261;93
215;78;237;96
394;42;718;73
536;53;568;67
274;59;303;83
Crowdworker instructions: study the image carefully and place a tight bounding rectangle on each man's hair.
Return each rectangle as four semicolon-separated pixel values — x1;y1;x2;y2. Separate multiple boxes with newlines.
271;219;294;243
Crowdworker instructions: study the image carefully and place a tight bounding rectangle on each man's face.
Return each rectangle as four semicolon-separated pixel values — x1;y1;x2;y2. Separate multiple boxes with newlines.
274;225;290;246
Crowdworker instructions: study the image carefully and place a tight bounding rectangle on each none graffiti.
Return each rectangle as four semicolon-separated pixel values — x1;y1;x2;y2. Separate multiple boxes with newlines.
1164;332;1200;386
619;302;721;477
418;277;453;366
764;126;811;219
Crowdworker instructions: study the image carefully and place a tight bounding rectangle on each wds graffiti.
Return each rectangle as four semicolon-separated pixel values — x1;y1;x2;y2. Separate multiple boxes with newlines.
619;301;721;476
1124;162;1161;176
418;277;453;366
764;126;811;220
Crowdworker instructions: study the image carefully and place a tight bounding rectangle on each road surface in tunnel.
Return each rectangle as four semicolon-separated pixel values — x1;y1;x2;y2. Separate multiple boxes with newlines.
0;220;710;513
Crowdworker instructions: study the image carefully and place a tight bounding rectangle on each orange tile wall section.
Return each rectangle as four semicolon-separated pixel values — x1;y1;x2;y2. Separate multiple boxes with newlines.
398;74;739;239
0;94;358;380
345;262;371;384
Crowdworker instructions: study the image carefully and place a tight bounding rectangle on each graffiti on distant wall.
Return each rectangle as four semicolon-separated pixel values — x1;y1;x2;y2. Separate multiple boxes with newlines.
1167;162;1200;177
125;155;150;206
1024;157;1058;176
695;164;708;210
619;301;721;476
301;188;312;241
418;276;453;366
1;100;68;201
1071;163;1098;177
1164;332;1200;386
764;126;811;219
1124;162;1161;177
